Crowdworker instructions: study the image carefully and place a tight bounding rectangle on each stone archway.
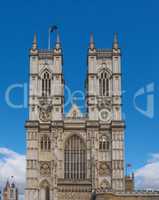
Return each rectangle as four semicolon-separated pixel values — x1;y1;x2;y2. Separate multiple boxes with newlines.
39;180;50;200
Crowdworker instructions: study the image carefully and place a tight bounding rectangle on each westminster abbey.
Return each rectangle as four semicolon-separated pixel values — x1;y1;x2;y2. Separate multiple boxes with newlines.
25;31;159;200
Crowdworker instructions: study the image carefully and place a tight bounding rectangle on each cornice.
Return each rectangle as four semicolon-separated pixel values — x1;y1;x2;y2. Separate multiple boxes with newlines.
111;120;125;129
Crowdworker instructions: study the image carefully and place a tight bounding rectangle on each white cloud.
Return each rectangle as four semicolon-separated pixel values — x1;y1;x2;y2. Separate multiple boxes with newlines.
135;153;159;190
19;194;25;200
0;147;26;198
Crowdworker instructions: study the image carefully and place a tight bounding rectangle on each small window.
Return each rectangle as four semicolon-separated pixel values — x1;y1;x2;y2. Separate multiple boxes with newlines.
99;141;102;150
32;56;36;61
10;189;14;198
99;136;110;151
107;141;110;150
103;141;106;150
41;135;51;151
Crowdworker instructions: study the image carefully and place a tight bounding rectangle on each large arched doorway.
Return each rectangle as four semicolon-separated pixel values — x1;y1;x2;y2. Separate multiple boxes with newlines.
64;135;86;180
39;180;50;200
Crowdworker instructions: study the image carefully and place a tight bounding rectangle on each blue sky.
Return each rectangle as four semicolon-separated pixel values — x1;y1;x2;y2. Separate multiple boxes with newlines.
0;0;159;182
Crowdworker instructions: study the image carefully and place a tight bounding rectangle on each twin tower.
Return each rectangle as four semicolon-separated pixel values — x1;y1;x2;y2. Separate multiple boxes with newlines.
25;32;125;200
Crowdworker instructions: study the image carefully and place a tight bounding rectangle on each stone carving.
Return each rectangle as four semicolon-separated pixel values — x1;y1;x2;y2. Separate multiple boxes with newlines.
40;162;51;176
40;180;50;188
100;179;110;190
38;99;52;122
58;192;91;200
99;108;112;122
97;97;112;110
99;162;111;176
66;104;82;118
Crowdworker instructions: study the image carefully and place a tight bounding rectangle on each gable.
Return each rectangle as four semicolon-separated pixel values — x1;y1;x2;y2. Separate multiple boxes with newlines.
66;104;82;118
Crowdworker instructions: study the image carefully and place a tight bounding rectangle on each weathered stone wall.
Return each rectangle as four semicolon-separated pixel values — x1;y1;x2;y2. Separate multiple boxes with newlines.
58;192;91;200
97;193;159;200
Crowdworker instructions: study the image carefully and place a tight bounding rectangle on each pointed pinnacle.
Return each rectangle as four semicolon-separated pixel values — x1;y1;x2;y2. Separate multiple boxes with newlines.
113;32;119;49
55;31;61;49
32;32;37;50
90;32;95;49
57;31;60;43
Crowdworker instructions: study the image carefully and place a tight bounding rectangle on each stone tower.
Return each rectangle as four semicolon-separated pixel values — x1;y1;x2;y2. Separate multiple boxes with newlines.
3;180;18;200
86;32;125;191
25;32;125;200
25;32;64;200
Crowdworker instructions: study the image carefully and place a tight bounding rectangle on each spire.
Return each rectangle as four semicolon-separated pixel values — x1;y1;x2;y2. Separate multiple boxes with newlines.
4;180;10;190
6;180;10;188
55;31;61;49
32;32;37;50
113;32;119;49
89;32;95;49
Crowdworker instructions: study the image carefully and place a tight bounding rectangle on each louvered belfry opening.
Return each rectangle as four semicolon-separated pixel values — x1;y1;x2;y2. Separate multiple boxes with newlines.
99;70;109;97
64;135;86;180
42;71;51;97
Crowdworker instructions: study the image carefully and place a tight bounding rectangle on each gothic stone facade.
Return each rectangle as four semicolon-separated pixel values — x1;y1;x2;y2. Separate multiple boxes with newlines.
25;32;159;200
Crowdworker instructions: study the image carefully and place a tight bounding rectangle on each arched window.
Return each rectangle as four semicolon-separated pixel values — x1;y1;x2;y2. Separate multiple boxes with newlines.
41;135;51;151
64;135;86;180
40;181;50;200
99;71;109;96
99;136;110;151
42;71;51;97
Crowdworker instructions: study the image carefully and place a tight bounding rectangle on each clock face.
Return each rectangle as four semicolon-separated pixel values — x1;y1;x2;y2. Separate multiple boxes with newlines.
99;109;111;122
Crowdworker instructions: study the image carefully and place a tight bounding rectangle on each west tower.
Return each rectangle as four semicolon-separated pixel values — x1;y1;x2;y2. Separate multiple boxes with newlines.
25;32;64;200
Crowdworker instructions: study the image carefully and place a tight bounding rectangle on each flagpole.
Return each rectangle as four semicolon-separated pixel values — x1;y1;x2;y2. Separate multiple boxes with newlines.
48;25;58;50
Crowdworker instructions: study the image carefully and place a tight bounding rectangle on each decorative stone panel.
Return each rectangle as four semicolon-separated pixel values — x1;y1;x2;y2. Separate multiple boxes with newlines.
40;161;51;176
99;161;111;176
